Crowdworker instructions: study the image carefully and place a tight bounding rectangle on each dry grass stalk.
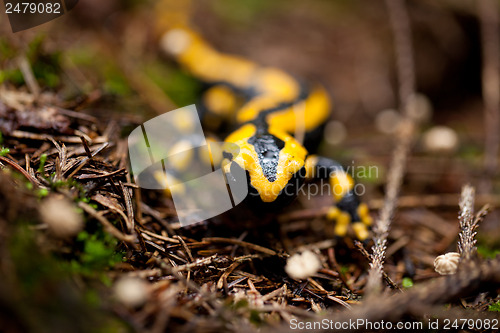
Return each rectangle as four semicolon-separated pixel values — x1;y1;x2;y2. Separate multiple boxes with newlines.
16;55;40;97
457;185;489;260
458;184;475;260
366;0;416;294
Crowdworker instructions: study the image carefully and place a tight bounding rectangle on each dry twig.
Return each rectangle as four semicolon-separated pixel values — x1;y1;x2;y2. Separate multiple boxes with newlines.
367;0;417;294
457;185;489;260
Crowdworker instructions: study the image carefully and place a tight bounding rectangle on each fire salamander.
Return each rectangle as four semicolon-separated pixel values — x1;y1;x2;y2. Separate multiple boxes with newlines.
159;27;372;240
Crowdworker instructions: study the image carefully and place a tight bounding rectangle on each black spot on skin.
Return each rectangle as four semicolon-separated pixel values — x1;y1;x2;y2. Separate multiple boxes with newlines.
248;133;285;182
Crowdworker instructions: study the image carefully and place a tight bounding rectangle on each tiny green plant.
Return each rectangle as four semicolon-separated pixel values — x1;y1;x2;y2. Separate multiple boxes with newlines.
477;245;500;259
0;147;10;156
70;230;124;280
402;277;414;289
37;153;47;174
36;187;49;198
488;301;500;312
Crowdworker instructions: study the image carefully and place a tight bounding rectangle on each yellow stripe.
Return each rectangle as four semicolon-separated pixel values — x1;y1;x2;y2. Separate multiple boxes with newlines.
352;222;369;241
304;155;319;179
333;211;351;237
330;171;354;202
357;203;373;226
235;67;300;123
161;28;258;89
254;67;301;99
237;85;331;133
267;85;331;133
161;28;331;136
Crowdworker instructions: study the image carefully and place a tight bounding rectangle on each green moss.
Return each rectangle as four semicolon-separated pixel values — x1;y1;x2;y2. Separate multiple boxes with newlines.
9;225;48;292
0;147;10;156
233;299;249;309
402;277;414;289
7;221;128;331
0;34;63;88
488;301;500;312
249;309;264;325
477;245;500;259
36;187;49;198
0;68;24;85
0;38;16;60
5;217;126;331
32;55;62;88
29;35;63;88
69;230;124;277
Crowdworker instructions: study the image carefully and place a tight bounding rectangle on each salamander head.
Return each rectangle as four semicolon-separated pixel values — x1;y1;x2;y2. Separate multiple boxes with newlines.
223;124;308;204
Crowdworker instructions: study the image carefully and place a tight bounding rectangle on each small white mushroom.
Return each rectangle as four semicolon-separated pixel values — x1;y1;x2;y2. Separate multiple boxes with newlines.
434;252;460;275
285;250;322;280
113;277;149;308
39;196;84;238
422;126;459;153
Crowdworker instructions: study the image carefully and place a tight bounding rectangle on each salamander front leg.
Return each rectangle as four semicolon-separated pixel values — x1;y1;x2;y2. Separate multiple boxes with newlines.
305;155;372;240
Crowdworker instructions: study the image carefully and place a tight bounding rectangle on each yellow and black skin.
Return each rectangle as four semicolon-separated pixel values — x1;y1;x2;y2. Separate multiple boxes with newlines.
159;27;372;241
